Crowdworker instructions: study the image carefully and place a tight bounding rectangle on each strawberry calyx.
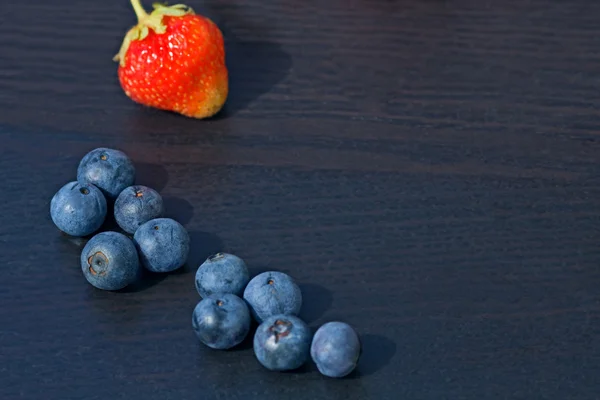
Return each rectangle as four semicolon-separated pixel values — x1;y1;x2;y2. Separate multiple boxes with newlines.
113;0;195;66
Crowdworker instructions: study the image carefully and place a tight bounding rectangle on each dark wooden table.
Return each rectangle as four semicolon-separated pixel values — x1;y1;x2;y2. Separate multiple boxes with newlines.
2;0;600;398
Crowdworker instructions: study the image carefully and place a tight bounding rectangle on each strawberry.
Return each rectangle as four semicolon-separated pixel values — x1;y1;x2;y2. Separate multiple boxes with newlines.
114;0;228;119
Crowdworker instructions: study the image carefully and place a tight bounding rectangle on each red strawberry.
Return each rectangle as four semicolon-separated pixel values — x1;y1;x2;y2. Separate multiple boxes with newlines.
114;1;228;119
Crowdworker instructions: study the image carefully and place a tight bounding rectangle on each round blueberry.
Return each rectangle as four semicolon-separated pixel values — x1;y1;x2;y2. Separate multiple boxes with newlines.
77;148;135;200
133;218;190;273
81;231;140;290
243;271;302;323
192;293;251;350
50;181;107;237
195;253;250;298
311;321;361;378
114;185;164;234
253;314;311;371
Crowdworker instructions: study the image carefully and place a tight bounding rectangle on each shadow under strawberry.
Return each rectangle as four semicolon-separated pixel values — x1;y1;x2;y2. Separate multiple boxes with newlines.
214;36;293;118
197;4;293;119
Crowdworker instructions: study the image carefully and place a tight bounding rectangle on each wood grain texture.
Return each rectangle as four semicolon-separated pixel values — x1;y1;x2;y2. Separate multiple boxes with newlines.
1;0;600;399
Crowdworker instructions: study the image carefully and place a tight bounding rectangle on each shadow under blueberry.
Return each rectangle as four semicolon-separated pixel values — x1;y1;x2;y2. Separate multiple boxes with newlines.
57;230;89;249
184;230;224;273
345;334;397;378
116;268;167;293
135;162;169;192
55;207;120;251
163;196;195;226
119;250;204;292
228;324;256;352
98;204;122;233
108;229;223;291
283;362;315;375
298;283;333;324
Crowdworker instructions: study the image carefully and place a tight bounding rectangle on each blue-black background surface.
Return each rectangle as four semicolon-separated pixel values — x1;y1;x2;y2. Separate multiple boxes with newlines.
1;0;600;399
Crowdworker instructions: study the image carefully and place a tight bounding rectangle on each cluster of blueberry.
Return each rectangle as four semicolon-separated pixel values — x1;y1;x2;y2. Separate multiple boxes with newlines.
194;256;361;377
50;147;361;379
50;148;190;291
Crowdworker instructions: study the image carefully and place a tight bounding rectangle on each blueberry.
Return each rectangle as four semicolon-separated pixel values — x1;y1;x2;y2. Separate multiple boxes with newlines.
50;181;107;237
133;218;190;273
195;253;250;298
81;231;140;290
243;271;302;323
114;185;164;234
192;293;251;350
253;314;311;371
311;321;361;378
77;148;135;200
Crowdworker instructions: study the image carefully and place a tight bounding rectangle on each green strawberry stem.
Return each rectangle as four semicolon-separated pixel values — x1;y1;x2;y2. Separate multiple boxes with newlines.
131;0;149;22
113;1;194;65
